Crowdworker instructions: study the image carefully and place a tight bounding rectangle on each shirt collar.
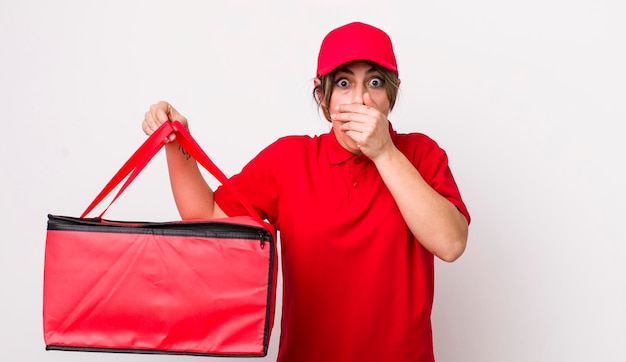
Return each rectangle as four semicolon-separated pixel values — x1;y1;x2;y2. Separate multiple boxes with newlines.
325;121;399;165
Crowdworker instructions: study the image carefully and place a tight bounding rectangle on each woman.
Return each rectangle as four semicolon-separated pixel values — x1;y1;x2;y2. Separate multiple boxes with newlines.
143;21;470;362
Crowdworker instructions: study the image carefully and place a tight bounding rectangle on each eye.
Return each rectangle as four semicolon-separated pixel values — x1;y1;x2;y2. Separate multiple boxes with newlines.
335;78;350;89
368;76;385;88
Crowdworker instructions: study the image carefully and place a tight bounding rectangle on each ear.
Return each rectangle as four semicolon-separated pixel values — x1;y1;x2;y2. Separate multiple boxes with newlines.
313;77;324;105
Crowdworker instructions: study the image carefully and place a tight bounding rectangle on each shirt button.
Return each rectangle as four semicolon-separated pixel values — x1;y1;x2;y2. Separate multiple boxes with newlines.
353;182;358;188
354;158;362;164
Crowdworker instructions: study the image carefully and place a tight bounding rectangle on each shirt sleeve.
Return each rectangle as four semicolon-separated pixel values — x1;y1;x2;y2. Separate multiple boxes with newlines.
214;139;281;223
405;133;471;224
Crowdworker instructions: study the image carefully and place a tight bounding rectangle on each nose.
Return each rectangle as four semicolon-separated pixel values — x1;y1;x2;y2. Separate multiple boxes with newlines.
352;83;367;105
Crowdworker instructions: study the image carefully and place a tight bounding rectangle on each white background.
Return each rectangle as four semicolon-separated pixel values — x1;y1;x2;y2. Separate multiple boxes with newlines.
1;1;625;361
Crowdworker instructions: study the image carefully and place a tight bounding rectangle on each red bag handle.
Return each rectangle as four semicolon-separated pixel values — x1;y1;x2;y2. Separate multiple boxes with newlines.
80;121;269;231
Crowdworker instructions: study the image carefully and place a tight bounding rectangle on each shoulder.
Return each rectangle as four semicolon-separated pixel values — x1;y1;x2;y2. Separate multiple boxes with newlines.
395;132;447;159
397;132;439;145
262;134;321;156
273;134;317;145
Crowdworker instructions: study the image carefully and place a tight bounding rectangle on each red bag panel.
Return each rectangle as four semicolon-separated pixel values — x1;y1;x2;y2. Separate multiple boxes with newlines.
43;224;274;356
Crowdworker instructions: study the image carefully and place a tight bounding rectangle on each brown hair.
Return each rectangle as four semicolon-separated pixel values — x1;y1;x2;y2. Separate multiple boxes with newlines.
313;61;400;121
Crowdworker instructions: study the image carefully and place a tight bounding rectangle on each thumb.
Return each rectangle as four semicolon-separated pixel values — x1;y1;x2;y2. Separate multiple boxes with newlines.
166;104;188;129
154;101;175;123
155;101;188;129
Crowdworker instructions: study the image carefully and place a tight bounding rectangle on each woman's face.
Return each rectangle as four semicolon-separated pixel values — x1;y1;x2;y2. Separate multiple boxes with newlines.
323;60;392;152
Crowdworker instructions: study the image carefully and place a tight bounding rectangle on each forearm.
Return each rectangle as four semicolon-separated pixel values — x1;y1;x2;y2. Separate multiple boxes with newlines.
373;147;468;262
165;142;225;220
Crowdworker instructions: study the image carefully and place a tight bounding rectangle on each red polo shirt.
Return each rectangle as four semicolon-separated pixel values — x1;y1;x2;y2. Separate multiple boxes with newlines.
214;123;470;362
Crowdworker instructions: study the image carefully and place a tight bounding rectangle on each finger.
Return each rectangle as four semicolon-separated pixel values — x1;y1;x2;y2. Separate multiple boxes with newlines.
143;115;175;143
159;101;189;129
142;111;156;135
332;108;364;124
339;119;364;134
148;110;162;133
335;103;371;116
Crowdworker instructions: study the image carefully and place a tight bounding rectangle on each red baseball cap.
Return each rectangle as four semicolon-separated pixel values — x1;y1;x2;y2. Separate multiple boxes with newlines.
316;22;398;77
